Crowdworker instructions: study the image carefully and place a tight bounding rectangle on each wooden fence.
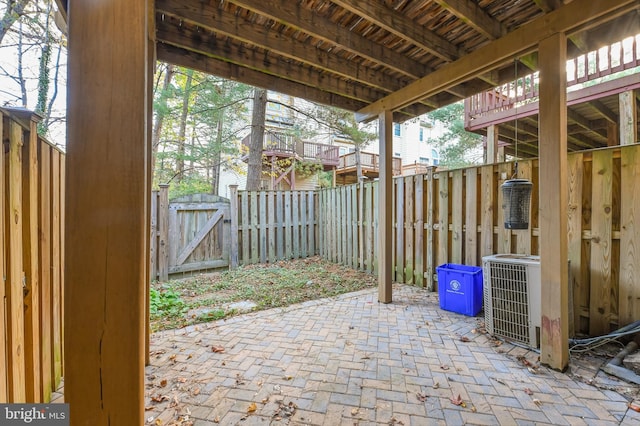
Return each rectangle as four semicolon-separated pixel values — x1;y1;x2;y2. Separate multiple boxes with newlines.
1;107;65;403
318;144;640;336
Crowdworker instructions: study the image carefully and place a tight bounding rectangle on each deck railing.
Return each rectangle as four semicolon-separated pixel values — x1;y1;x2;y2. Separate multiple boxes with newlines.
242;132;339;167
0;107;65;402
465;36;639;125
337;151;402;175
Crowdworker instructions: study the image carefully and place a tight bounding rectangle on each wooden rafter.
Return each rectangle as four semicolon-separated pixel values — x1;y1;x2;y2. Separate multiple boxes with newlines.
432;0;505;40
329;0;460;61
357;0;638;122
157;43;368;112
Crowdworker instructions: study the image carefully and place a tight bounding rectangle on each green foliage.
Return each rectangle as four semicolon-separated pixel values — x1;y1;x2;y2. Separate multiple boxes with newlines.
294;160;323;178
150;286;185;319
425;102;483;168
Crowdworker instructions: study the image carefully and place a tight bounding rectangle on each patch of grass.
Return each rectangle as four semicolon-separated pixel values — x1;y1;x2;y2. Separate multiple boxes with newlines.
150;256;376;331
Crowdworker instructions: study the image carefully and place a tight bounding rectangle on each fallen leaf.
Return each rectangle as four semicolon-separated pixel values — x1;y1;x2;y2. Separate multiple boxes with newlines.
440;364;449;370
450;394;465;407
150;395;168;403
177;377;187;383
471;406;477;413
416;392;428;402
533;398;542;406
212;346;225;353
193;387;200;396
527;367;539;375
432;382;440;389
471;329;477;334
524;388;534;396
169;354;177;362
351;408;359;416
213;415;220;423
247;402;257;413
187;354;193;359
155;420;163;426
144;406;155;411
283;375;293;381
628;401;640;412
169;396;179;408
159;379;167;388
459;336;470;342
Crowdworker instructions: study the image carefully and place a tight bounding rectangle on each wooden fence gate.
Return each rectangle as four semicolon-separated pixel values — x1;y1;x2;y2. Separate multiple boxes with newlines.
151;189;230;281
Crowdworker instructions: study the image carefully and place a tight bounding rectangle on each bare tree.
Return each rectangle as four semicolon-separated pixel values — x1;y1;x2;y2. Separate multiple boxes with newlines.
152;63;175;173
176;68;194;183
0;0;33;45
246;87;266;191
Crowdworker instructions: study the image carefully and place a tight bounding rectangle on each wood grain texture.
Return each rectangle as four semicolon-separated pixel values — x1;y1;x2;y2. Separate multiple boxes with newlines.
619;146;640;325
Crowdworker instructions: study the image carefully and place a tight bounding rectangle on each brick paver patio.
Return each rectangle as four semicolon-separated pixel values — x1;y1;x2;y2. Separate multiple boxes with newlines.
144;284;640;425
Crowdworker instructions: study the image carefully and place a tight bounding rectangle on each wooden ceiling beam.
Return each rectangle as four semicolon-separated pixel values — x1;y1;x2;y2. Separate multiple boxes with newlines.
567;109;608;139
156;0;412;94
431;0;505;40
589;99;618;123
226;0;429;79
156;43;368;112
155;22;390;104
329;0;460;61
357;0;638;122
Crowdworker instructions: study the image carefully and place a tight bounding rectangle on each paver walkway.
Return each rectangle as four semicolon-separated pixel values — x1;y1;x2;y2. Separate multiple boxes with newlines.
145;285;640;425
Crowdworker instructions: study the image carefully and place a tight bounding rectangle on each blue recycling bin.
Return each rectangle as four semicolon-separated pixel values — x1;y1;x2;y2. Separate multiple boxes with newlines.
436;263;483;316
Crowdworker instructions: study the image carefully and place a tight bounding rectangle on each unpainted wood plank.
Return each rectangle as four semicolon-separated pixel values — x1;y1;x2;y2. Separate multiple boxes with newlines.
157;185;170;281
365;183;374;273
378;109;393;303
395;178;405;282
405;177;415;284
37;142;52;402
619;90;637;146
150;191;158;280
619;145;640;325
51;149;62;389
22;119;41;402
349;184;360;269
425;168;434;291
276;191;284;260
514;161;533;255
451;170;463;264
169;259;229;274
497;162;513;253
292;191;300;258
567;154;584;333
338;187;345;264
229;186;239;269
589;150;613;335
465;168;478;266
250;191;259;264
7;121;26;401
373;179;380;276
414;175;424;286
259;191;267;263
357;183;364;269
300;191;308;258
345;186;353;267
174;209;225;265
267;191;276;262
309;192;316;255
0;115;7;401
437;171;449;271
480;166;495;258
284;191;292;259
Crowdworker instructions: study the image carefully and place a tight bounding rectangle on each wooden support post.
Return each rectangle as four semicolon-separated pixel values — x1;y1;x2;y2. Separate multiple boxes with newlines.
486;125;499;164
8;121;26;402
23;116;41;402
619;90;637;145
538;32;569;371
66;0;151;422
0;113;6;402
158;184;170;282
607;121;618;147
378;110;393;303
229;185;239;269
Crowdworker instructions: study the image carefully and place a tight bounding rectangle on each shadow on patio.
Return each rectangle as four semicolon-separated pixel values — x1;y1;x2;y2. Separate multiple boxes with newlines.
144;285;640;425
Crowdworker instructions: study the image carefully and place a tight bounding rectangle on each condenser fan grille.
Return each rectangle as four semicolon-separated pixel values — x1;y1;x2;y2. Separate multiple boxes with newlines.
487;262;530;344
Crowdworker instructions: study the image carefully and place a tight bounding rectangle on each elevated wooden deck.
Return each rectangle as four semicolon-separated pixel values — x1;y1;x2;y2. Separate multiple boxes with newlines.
334;151;402;185
242;132;339;170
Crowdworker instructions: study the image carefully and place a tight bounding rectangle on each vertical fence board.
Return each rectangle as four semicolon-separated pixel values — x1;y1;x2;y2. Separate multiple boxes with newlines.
437;171;449;276
395;178;405;282
497;163;512;253
405;177;414;284
7;121;26;401
38;142;52;402
567;154;584;333
465;169;478;265
346;187;353;267
301;192;308;258
426;169;434;291
0;116;6;402
267;191;276;262
22;120;41;402
309;192;316;255
451;170;463;264
229;186;239;269
589;150;613;335
358;183;364;270
284;191;292;259
158;185;169;281
414;175;424;286
351;187;358;267
372;181;379;274
480;166;494;258
241;191;250;264
365;183;374;273
619;146;640;325
515;161;533;254
292;192;300;258
50;149;62;389
150;191;158;280
276;191;284;259
259;191;267;263
250;192;259;264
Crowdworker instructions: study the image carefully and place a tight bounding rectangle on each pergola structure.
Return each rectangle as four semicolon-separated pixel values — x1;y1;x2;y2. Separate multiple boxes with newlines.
53;0;639;423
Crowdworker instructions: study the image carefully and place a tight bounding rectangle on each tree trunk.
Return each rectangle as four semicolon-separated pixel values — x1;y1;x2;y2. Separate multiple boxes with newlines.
355;144;363;181
246;88;267;191
152;64;175;178
0;0;32;45
211;113;224;195
176;69;194;184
